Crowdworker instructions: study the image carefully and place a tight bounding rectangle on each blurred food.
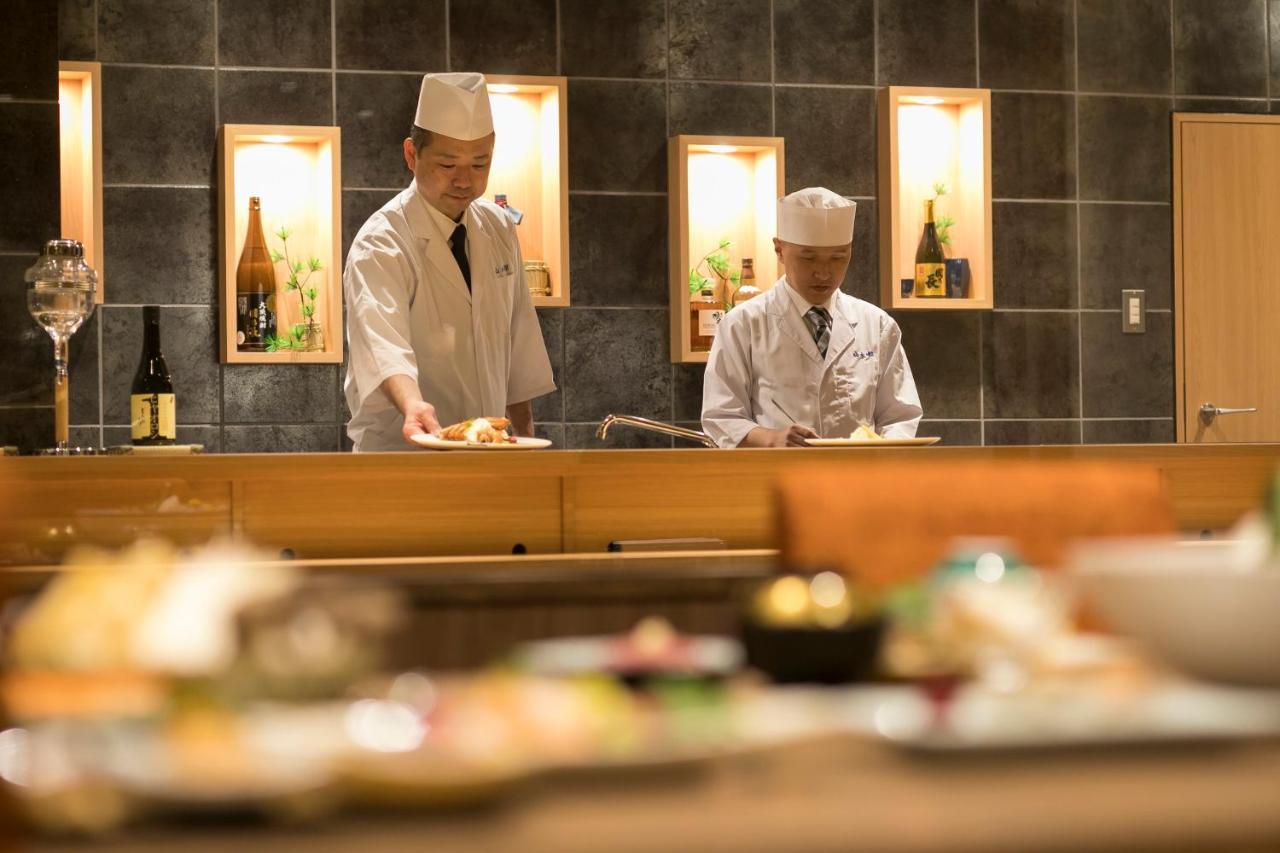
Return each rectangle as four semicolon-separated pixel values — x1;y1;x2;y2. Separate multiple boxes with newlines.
514;617;742;682
439;417;513;444
881;539;1149;698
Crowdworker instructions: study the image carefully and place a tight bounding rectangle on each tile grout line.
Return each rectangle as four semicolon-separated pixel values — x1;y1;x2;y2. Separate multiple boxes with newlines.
873;0;879;86
445;0;451;71
331;0;338;124
974;0;981;86
666;0;674;425
555;0;562;76
975;0;984;444
332;0;341;447
97;309;104;446
1074;0;1084;444
770;0;777;135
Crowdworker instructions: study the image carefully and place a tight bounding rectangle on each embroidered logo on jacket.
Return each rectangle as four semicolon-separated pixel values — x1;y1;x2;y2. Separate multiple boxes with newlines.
849;349;876;360
493;262;513;277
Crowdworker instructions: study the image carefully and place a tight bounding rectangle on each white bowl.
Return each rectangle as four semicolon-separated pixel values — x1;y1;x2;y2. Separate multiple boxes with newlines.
1070;539;1280;686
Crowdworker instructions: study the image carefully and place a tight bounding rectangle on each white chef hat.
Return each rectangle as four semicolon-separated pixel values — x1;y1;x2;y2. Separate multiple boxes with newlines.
414;72;494;140
777;187;857;246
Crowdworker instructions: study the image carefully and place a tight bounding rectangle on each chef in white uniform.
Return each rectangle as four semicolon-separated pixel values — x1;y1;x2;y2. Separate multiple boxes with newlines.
343;72;556;451
702;187;923;448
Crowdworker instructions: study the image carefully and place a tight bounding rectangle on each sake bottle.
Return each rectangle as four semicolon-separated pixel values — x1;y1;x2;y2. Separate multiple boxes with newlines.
737;258;762;301
913;199;946;298
236;196;277;350
131;306;176;446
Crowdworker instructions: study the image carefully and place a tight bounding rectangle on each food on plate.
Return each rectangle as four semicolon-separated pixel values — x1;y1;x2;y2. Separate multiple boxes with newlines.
439;417;514;444
849;423;881;441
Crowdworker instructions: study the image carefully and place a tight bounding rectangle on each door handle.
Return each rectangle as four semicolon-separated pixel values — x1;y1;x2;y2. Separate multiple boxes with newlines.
1199;403;1258;426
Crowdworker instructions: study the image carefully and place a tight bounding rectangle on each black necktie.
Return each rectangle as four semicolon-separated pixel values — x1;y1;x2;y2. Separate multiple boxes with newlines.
805;306;831;358
449;223;471;290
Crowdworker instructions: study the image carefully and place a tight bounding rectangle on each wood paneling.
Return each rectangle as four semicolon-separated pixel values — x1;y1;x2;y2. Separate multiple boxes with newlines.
1;445;1277;567
240;472;563;558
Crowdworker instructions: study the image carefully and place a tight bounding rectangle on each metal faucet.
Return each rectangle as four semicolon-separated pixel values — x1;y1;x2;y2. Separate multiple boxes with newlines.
596;414;717;447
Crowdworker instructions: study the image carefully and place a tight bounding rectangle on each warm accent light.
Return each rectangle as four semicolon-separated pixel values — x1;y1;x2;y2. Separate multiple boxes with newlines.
903;96;946;105
488;84;520;94
706;145;737;154
58;62;103;300
261;134;293;144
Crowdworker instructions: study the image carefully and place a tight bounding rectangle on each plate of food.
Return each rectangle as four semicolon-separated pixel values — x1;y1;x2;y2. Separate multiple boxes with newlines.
409;417;552;450
804;425;940;447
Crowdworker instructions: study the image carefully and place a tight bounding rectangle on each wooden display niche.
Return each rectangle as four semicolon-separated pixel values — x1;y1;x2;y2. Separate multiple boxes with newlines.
217;124;342;364
878;86;992;310
58;62;103;301
669;135;785;363
485;75;570;307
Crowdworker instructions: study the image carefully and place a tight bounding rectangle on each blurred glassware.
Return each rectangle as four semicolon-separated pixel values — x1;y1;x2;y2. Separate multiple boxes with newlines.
741;572;887;684
1070;536;1280;686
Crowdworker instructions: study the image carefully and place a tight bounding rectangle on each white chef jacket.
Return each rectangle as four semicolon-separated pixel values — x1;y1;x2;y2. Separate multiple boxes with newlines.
701;278;923;448
344;182;556;452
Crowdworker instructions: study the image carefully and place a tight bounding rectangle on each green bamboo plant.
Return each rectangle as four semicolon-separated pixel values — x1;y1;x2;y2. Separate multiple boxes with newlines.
931;182;956;251
264;226;324;352
688;238;744;309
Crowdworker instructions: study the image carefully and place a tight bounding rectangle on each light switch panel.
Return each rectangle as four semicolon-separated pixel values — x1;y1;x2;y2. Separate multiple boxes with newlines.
1122;289;1145;333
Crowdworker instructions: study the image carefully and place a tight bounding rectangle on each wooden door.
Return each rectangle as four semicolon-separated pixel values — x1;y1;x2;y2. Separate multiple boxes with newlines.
1174;114;1280;442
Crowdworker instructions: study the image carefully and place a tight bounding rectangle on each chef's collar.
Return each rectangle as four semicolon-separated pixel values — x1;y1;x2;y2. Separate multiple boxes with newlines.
781;275;837;317
415;186;469;245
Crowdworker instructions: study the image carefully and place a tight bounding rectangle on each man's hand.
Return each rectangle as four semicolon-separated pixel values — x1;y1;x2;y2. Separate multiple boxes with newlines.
379;374;441;447
741;424;819;447
401;399;442;445
778;424;819;447
505;400;534;438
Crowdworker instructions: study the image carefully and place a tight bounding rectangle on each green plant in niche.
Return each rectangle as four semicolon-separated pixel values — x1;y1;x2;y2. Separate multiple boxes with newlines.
688;237;743;309
931;182;956;250
264;226;324;352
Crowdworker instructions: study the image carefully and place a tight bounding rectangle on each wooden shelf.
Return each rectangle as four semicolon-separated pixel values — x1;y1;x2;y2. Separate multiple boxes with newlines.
58;62;103;301
217;124;343;364
486;75;570;308
668;135;785;364
878;86;993;311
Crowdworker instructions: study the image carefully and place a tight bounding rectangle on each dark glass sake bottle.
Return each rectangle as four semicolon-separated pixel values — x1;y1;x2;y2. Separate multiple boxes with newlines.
236;196;277;351
913;198;946;298
130;306;176;446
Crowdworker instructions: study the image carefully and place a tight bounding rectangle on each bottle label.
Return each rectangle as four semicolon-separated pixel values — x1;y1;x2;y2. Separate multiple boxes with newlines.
698;309;724;336
237;293;276;350
914;263;946;297
131;393;176;441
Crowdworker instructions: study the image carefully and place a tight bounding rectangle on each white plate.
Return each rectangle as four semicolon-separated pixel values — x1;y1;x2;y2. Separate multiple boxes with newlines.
804;436;941;447
843;682;1280;753
410;434;553;451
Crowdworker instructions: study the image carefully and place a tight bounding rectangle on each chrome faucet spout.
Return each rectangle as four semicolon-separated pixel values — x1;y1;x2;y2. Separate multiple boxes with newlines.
596;414;716;448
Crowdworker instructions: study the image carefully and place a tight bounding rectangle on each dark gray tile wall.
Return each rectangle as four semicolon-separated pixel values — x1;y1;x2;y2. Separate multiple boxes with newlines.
1;3;61;451
17;0;1269;451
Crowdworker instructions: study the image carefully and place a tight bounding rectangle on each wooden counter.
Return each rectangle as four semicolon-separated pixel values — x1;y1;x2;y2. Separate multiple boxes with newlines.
2;444;1278;566
27;733;1280;853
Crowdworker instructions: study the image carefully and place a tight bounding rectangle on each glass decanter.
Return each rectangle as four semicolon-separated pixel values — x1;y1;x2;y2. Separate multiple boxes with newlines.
25;240;98;454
